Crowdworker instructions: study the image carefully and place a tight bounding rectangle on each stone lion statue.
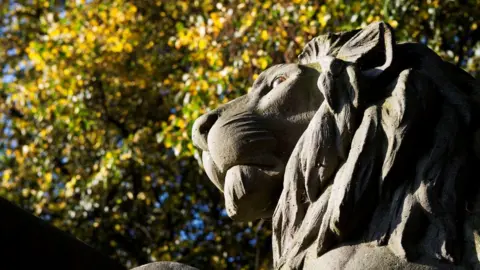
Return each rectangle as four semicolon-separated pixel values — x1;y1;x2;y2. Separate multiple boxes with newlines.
189;21;480;269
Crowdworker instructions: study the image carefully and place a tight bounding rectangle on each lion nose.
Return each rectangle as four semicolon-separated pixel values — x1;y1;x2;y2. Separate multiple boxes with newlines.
192;112;219;151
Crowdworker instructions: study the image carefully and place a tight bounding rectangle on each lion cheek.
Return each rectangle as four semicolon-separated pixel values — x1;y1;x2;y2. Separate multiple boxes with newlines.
224;164;284;221
202;151;225;192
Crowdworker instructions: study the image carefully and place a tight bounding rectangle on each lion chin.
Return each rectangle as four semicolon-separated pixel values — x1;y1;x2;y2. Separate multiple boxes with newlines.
192;21;480;269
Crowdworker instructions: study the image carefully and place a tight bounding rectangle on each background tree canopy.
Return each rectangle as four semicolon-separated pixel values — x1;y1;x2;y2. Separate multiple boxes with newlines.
0;0;478;269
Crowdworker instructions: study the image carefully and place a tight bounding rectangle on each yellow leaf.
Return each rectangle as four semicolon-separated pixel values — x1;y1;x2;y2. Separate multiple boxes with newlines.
86;31;96;42
111;42;123;52
199;80;209;91
120;152;131;160
49;28;61;38
137;192;146;200
198;39;208;50
15;150;24;165
366;15;374;23
177;119;186;129
45;172;52;183
145;41;154;49
58;201;66;209
2;169;12;183
66;177;77;189
129;5;138;14
187;143;194;152
389;20;399;29
110;7;119;18
242;51;250;63
261;30;269;41
257;57;268;69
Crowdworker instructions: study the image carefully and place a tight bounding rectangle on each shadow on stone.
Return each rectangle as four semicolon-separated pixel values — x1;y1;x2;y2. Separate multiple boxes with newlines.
0;197;126;270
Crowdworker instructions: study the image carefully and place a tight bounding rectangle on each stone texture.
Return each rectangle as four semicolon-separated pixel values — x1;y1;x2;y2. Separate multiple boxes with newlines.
191;21;480;269
131;262;199;270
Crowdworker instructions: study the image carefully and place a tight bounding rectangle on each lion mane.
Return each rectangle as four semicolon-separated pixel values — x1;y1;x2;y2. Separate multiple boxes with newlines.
272;22;480;269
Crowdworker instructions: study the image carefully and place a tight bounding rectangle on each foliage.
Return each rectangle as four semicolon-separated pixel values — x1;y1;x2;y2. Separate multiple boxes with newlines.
0;0;478;269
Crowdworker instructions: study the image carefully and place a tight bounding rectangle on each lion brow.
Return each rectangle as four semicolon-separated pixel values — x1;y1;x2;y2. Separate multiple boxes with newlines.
252;76;266;89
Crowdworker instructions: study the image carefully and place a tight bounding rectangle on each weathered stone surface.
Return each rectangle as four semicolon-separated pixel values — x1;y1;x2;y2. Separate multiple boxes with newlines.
131;262;199;270
192;21;480;269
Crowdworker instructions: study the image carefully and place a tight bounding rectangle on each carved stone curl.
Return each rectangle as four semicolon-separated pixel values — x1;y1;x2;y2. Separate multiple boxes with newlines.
192;22;480;269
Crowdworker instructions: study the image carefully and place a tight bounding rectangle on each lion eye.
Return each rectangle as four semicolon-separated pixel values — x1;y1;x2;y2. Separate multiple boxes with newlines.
272;76;287;88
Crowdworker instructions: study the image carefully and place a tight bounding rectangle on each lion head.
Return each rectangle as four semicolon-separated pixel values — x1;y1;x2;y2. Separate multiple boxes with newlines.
191;63;323;221
192;22;480;269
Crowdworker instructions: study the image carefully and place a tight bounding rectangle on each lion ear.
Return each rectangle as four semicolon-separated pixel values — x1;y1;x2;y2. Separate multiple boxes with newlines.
298;29;361;64
336;21;394;78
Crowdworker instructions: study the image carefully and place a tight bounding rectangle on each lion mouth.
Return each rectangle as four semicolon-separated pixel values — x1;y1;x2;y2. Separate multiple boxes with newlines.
202;150;285;221
199;112;287;220
202;150;282;190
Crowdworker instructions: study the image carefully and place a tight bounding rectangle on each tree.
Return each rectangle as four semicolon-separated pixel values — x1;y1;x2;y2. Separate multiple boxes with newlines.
0;0;478;269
